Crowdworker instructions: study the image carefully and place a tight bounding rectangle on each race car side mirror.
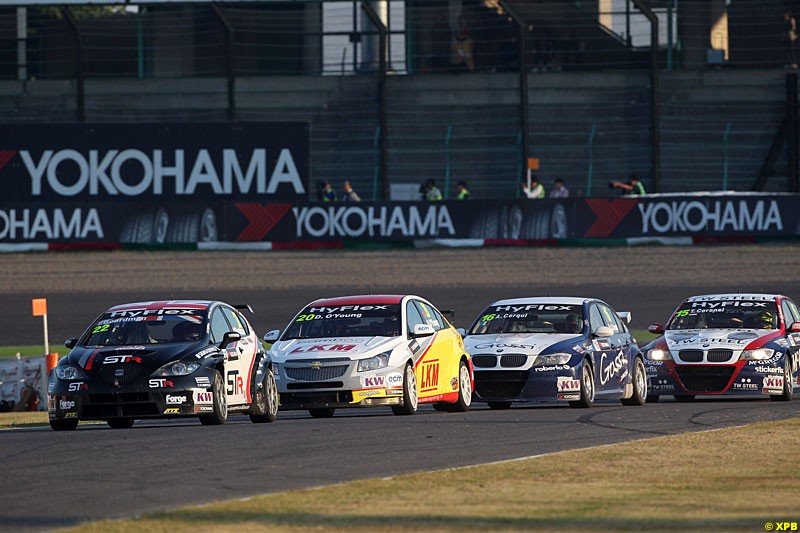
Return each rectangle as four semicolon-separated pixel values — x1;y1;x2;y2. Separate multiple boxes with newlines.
456;327;466;337
220;331;242;348
790;322;800;333
65;338;78;349
648;323;664;335
412;324;435;338
592;326;614;338
263;330;280;343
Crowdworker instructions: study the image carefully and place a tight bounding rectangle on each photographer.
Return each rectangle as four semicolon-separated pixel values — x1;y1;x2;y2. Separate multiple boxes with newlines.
610;175;646;196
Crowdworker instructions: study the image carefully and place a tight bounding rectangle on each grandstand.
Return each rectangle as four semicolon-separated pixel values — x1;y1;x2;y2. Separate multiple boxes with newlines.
0;0;797;198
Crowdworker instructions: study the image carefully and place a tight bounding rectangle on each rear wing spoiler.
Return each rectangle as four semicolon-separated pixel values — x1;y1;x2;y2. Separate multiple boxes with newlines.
233;304;254;314
616;311;631;324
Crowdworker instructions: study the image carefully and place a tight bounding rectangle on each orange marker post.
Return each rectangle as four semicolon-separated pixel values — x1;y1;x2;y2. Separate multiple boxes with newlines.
32;298;49;358
526;157;540;190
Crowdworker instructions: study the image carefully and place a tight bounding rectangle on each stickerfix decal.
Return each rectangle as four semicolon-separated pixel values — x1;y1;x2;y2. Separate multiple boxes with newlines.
752;366;782;374
419;361;440;391
556;377;580;392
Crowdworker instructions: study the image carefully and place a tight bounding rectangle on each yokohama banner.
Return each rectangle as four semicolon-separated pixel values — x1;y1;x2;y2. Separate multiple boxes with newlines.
0;194;798;244
0;122;309;202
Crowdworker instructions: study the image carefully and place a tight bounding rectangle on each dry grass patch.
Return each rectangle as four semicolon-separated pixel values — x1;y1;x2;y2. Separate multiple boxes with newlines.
64;418;800;532
0;411;48;428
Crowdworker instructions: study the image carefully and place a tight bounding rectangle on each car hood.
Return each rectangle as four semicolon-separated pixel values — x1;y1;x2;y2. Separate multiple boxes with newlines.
464;333;582;356
63;341;212;374
664;328;776;353
270;336;402;361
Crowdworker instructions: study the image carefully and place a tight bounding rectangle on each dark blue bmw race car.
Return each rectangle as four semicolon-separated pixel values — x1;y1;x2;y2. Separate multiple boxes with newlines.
463;297;647;408
48;300;278;430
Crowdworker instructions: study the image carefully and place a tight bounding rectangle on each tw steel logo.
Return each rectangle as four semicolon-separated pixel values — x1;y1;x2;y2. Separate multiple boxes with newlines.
103;355;142;364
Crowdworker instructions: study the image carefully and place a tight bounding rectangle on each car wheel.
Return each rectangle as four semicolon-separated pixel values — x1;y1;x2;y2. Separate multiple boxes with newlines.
391;363;419;415
770;354;794;402
487;401;512;410
569;360;595;408
199;370;227;425
621;358;647;406
107;418;135;429
447;359;472;412
673;394;695;402
49;419;79;431
250;367;279;423
309;408;335;418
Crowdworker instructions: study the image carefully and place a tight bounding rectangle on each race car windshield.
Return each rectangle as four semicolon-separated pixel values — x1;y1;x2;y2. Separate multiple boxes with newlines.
282;304;401;339
469;305;585;335
667;301;779;330
81;312;207;346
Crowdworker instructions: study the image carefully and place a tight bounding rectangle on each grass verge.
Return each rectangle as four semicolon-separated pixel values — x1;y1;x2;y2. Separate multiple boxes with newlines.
62;418;800;532
0;345;50;358
0;411;48;428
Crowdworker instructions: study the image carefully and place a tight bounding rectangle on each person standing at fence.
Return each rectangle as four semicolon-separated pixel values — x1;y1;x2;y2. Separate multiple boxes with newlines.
549;179;569;198
320;180;337;202
785;11;798;68
456;181;471;200
424;179;443;201
452;15;475;72
610;175;646;196
342;181;361;202
522;176;545;199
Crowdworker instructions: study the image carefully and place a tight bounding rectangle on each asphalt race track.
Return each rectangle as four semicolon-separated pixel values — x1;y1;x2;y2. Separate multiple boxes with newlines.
1;246;800;531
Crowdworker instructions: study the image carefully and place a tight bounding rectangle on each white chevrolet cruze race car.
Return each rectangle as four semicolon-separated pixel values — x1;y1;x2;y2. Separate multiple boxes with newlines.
265;294;474;418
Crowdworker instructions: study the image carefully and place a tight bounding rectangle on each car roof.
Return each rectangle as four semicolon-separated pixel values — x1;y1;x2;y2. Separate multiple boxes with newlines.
306;295;406;307
105;300;214;312
683;293;782;302
487;296;592;307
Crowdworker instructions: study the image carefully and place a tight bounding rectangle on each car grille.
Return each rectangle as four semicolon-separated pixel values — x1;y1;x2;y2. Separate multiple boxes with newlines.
678;349;734;363
95;364;144;385
678;350;703;362
285;365;348;381
84;392;159;418
474;370;528;399
286;382;344;390
472;355;497;368
675;365;736;392
707;349;734;363
281;391;354;406
288;357;351;364
500;355;528;368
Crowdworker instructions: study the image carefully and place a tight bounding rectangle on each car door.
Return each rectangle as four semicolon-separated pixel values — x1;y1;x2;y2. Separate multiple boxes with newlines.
781;298;800;378
208;307;247;406
587;302;616;396
221;306;257;404
596;303;630;396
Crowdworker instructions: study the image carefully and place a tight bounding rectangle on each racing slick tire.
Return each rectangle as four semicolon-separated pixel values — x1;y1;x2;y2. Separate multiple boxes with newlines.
107;418;135;429
569;360;595;408
446;359;472;412
50;419;79;431
673;394;695;402
199;370;228;425
769;355;794;402
391;363;419;416
621;358;647;406
309;408;335;418
487;401;512;410
249;368;279;423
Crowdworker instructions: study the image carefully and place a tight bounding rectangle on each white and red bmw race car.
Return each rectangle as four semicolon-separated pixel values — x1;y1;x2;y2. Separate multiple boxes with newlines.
642;293;799;401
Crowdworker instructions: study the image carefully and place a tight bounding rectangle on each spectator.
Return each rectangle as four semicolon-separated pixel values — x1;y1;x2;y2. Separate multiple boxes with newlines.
342;180;361;202
424;179;443;201
549;179;569;198
456;181;471;200
320;180;336;202
610;175;646;196
451;15;475;72
785;11;798;68
522;176;545;199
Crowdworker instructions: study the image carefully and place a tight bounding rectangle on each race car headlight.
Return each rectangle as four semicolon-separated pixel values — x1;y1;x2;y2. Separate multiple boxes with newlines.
358;352;391;372
646;349;672;361
155;361;200;377
534;353;571;366
739;348;775;361
55;365;85;381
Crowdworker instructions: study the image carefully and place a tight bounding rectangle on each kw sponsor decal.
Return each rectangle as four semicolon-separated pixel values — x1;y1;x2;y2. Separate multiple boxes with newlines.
638;199;783;234
194;391;213;403
361;375;386;388
235;202;292;241
584;198;637;238
419;361;440;391
762;375;784;391
556;377;580;392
